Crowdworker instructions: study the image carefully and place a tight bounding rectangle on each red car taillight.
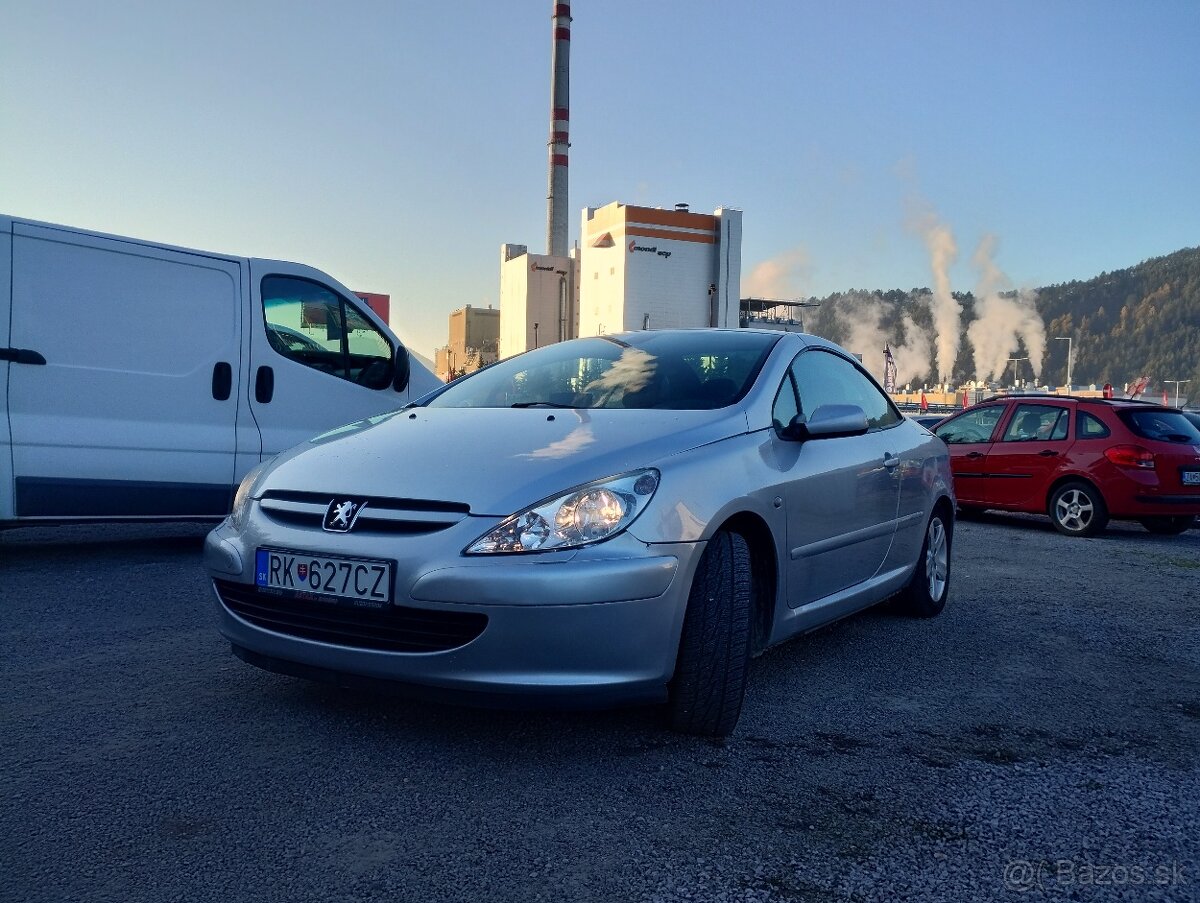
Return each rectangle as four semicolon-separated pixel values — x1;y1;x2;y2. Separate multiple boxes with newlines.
1104;445;1156;469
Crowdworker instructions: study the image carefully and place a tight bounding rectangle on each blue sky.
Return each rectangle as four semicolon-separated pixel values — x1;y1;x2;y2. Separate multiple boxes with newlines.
4;0;1198;358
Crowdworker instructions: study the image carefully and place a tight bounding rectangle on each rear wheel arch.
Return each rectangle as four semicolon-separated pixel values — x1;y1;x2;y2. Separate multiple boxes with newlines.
1046;473;1106;512
932;495;956;542
1047;476;1110;536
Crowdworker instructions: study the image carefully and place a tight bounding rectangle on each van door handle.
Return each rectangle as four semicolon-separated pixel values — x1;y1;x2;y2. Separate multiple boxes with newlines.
211;362;232;400
0;347;47;365
255;366;274;404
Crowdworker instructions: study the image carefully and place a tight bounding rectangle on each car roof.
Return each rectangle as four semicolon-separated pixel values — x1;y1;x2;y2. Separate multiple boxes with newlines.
978;394;1180;411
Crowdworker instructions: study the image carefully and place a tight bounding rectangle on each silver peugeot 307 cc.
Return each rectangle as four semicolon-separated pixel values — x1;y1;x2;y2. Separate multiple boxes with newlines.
205;329;955;736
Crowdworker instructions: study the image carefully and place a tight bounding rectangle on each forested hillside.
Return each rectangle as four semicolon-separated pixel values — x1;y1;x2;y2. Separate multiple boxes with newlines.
801;246;1200;398
1038;246;1200;393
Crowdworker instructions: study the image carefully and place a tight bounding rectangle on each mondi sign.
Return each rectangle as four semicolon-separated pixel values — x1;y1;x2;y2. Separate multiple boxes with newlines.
628;240;672;259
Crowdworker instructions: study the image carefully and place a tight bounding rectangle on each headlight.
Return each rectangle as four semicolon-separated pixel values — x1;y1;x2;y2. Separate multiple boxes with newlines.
231;460;272;529
465;469;660;554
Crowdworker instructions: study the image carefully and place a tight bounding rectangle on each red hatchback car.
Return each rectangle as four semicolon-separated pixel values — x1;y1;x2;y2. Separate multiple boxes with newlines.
932;396;1200;536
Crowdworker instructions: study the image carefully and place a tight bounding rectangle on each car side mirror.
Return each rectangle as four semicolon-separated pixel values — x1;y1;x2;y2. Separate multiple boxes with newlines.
782;404;869;441
393;346;411;392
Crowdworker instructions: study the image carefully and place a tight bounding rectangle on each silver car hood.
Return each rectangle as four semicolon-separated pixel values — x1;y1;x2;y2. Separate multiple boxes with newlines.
259;407;750;516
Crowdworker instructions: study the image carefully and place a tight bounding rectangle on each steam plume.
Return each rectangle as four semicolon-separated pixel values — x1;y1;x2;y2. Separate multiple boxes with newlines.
744;246;811;298
834;292;932;386
910;210;961;383
967;235;1046;382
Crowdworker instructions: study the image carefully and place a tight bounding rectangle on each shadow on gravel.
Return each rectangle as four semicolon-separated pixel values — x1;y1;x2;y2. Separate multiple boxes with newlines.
0;523;212;560
962;509;1199;544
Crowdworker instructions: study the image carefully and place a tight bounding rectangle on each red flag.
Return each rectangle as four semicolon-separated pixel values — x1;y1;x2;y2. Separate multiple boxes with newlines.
962;391;969;408
920;391;929;412
1163;389;1169;405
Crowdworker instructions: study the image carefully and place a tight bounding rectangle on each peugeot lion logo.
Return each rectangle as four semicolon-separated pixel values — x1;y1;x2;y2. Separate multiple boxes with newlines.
323;499;367;533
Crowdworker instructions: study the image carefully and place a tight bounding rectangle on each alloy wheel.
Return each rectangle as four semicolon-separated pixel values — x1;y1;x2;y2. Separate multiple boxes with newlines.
1054;488;1094;533
926;517;948;601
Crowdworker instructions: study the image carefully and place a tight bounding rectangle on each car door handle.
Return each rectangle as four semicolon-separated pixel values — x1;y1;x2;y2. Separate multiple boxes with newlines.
883;453;900;470
255;365;274;404
965;452;984;460
211;362;232;401
1038;449;1059;457
0;347;47;365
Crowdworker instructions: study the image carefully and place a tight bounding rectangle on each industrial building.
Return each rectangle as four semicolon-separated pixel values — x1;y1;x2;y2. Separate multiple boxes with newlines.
497;246;578;359
491;7;750;357
435;304;500;381
577;202;742;338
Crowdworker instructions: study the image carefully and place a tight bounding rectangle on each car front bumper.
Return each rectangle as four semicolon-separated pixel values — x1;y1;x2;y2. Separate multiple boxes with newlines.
204;513;703;707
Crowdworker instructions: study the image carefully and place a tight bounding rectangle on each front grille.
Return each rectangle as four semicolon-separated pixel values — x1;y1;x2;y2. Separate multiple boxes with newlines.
215;580;487;653
258;490;469;535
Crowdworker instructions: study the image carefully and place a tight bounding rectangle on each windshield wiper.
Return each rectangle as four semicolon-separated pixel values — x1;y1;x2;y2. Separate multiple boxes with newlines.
511;401;576;409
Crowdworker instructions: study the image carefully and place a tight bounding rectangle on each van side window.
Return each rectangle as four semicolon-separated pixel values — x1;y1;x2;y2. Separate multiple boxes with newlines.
262;276;394;389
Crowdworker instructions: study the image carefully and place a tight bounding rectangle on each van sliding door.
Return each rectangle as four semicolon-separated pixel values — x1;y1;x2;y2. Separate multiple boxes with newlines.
8;224;243;519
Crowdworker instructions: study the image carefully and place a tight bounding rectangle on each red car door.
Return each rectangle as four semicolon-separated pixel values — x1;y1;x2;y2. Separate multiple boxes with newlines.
982;402;1072;511
933;403;1007;506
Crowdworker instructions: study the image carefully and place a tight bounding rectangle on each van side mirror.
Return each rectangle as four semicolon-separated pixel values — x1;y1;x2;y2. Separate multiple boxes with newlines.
393;346;411;392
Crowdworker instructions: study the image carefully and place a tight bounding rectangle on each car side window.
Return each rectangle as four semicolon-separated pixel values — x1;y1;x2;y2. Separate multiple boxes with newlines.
1077;411;1111;438
262;276;394;389
1001;404;1070;442
772;372;800;434
935;406;1004;444
789;349;901;432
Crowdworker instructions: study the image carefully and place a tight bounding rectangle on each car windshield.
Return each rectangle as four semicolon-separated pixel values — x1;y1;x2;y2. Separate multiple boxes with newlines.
1117;409;1200;443
423;331;780;410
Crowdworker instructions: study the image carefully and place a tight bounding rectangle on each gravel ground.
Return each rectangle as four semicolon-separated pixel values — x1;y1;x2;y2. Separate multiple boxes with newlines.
1;515;1197;902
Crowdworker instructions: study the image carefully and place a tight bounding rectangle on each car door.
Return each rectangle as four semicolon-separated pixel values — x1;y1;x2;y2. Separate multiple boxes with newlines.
7;222;242;518
248;263;408;457
982;402;1072;510
933;404;1007;505
775;349;902;608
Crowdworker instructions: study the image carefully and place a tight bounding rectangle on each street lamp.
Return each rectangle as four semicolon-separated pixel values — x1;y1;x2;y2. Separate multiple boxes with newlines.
1006;357;1029;387
533;322;540;349
1164;379;1189;407
1055;336;1073;393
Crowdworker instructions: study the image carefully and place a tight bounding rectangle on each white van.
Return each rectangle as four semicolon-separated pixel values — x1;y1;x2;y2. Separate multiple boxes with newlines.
0;215;441;524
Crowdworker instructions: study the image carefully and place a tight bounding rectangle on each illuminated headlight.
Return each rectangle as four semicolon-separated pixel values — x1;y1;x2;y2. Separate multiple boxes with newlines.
466;469;660;554
231;460;272;529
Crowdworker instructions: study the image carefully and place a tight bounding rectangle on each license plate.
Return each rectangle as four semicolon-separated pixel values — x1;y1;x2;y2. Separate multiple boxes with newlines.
1183;470;1200;486
255;549;392;607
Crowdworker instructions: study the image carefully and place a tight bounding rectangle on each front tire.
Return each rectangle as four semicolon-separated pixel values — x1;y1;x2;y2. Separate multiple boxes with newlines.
1139;515;1195;535
895;509;951;618
667;531;752;737
1049;481;1109;537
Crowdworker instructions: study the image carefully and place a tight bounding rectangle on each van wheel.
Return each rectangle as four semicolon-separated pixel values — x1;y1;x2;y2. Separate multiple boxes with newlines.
1049;481;1108;537
1139;516;1195;535
667;531;752;737
894;509;951;618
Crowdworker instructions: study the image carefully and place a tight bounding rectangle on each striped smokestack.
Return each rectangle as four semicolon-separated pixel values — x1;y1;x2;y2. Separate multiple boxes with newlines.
546;2;571;257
